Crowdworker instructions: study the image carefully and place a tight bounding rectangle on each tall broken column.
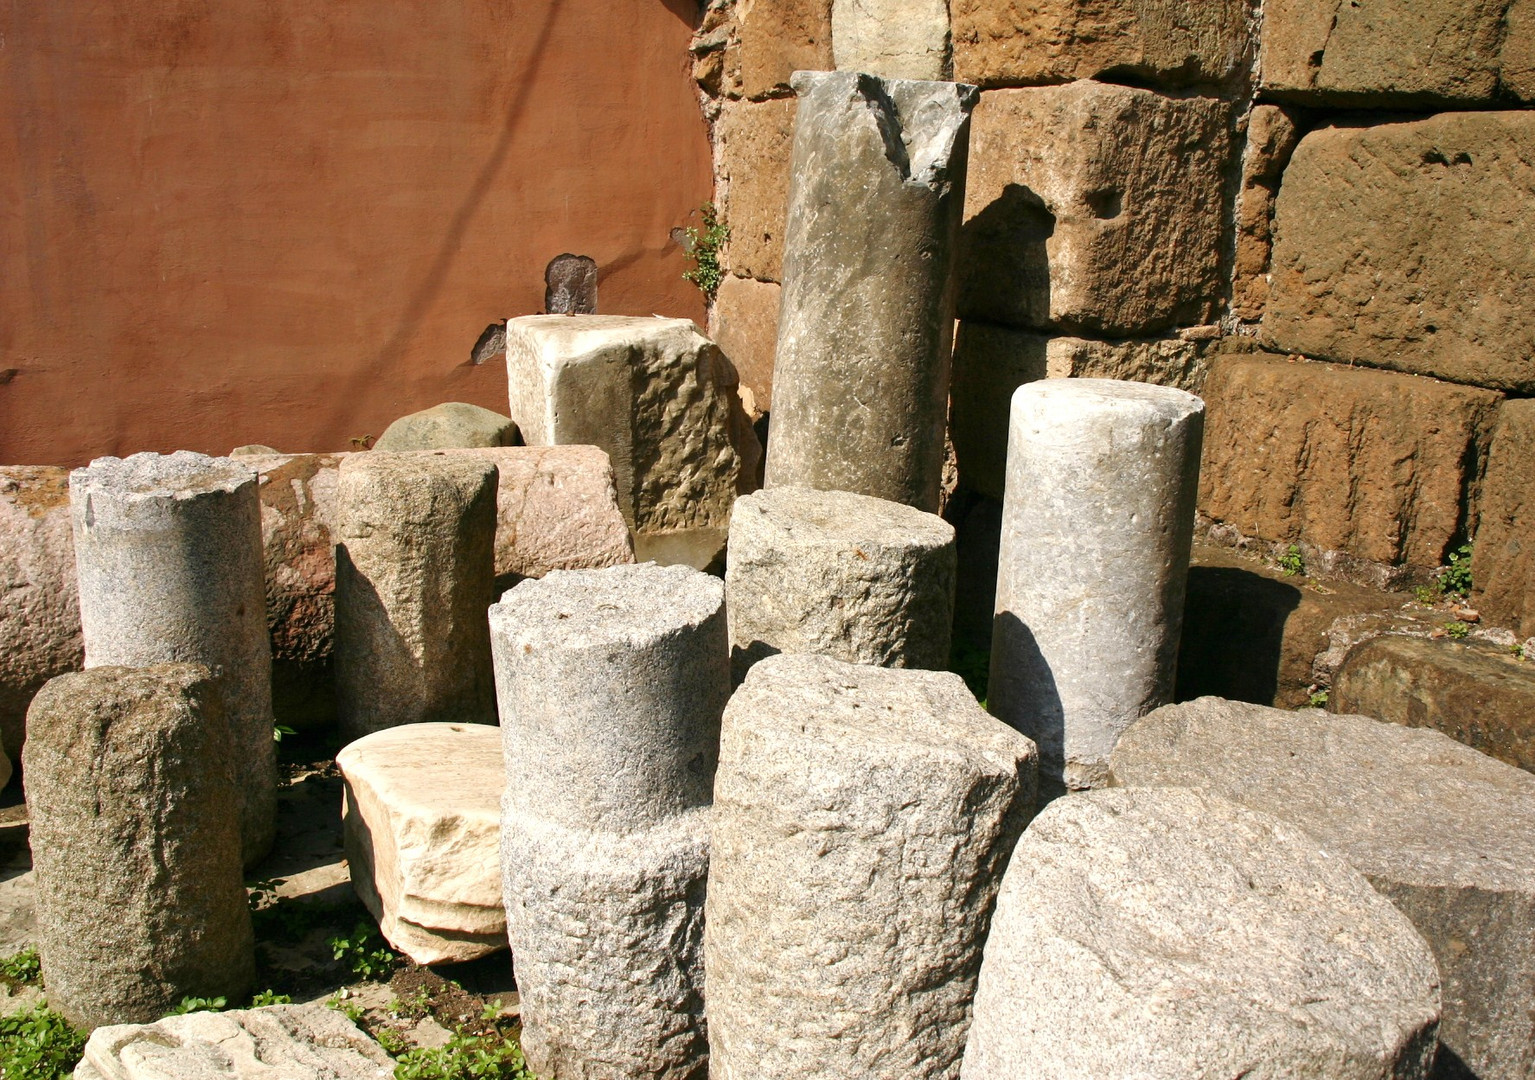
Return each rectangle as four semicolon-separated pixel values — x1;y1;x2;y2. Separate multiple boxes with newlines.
490;563;729;1080
69;451;276;865
334;452;498;741
764;70;979;514
989;380;1203;797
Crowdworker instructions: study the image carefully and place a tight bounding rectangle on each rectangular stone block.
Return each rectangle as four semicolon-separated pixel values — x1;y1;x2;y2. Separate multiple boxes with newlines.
716;98;797;283
1231;105;1302;322
953;0;1252;89
1198;353;1503;572
711;273;780;414
831;0;951;80
699;0;833;101
959;83;1232;336
1265;112;1535;392
1472;400;1535;638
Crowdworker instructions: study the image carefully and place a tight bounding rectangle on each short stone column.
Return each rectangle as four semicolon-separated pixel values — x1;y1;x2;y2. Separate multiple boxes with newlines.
989;379;1203;796
23;664;254;1030
725;486;956;683
490;563;729;1080
765;70;979;513
334;452;498;741
69;451;276;864
706;653;1037;1080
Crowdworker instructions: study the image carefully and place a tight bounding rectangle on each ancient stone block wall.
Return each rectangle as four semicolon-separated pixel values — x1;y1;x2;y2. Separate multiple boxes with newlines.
692;0;1535;630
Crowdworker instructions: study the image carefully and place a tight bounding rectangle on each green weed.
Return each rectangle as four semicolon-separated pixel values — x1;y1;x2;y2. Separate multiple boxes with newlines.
0;1002;88;1080
1278;544;1305;577
329;922;399;981
1445;621;1471;639
250;989;293;1007
681;203;729;299
1439;543;1473;598
393;1029;536;1080
0;947;42;987
170;996;227;1015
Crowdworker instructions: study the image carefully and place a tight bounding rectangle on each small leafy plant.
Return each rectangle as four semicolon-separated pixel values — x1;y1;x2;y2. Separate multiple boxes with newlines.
327;993;366;1024
250;989;293;1007
170;995;227;1015
681;203;729;299
393;1029;536;1080
329;922;400;981
1438;543;1473;598
0;1002;88;1080
1445;621;1471;639
1278;544;1305;577
1308;688;1329;709
0;946;42;986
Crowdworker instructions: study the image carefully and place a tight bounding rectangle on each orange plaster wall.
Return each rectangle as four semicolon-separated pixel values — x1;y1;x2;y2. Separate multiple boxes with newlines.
0;0;713;466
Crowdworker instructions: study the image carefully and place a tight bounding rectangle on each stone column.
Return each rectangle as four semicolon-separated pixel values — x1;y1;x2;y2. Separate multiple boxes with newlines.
764;70;978;513
490;563;728;1080
23;664;254;1030
69;451;276;865
989;379;1203;797
725;486;956;683
333;452;498;741
706;653;1037;1080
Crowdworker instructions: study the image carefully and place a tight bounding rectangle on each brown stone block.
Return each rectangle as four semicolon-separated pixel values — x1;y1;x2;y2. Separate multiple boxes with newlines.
1265;112;1535;391
1198;352;1502;571
716;97;796;283
1472;400;1535;638
711;274;780;413
1231;105;1301;322
952;0;1252;89
958;83;1231;336
738;0;833;100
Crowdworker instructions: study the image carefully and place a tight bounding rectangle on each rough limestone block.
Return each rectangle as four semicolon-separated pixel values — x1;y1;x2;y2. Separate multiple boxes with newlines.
726;487;955;681
491;564;728;1080
1505;0;1535;98
832;0;951;80
23;665;254;1030
959;83;1231;336
707;653;1038;1080
1111;697;1535;1080
991;380;1203;795
337;723;506;965
1232;104;1303;321
1260;0;1529;106
334;453;498;740
70;451;276;865
1332;635;1535;774
373;402;519;452
767;71;977;514
716;98;798;283
952;0;1252;89
711;274;780;414
504;315;753;567
1472;401;1535;638
961;788;1441;1080
1198;353;1502;572
75;1003;395;1080
0;466;81;760
1265;113;1535;392
950;323;1216;500
736;0;834;100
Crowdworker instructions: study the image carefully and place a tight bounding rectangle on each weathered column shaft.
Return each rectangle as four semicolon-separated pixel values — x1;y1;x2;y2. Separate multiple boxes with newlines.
989;379;1203;796
764;70;978;513
69;451;275;865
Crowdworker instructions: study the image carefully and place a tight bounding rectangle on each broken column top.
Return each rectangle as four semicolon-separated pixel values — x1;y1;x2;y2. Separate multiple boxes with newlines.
71;451;256;500
1012;377;1205;429
492;563;725;650
505;314;703;360
734;486;954;551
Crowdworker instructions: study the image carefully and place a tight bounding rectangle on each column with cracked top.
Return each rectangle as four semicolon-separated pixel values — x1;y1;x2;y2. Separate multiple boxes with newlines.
989;379;1203;797
69;451;276;865
490;563;729;1080
765;70;978;514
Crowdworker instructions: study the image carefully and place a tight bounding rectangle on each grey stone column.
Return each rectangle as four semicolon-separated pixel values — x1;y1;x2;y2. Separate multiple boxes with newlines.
706;653;1037;1080
989;379;1203;797
764;70;978;513
23;664;254;1030
333;452;498;741
69;451;276;865
490;563;729;1080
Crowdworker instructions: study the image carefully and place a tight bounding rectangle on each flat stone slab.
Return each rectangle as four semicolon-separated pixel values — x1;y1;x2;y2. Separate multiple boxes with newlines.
962;787;1440;1080
336;722;505;964
74;1003;394;1080
1111;697;1535;1080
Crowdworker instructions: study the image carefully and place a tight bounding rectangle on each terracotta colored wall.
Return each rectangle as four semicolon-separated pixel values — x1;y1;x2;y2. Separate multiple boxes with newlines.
1;0;712;465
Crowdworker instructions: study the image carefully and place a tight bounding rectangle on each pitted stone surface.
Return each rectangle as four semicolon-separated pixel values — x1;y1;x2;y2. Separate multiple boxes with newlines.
24;664;253;1030
831;0;951;80
707;653;1037;1080
1111;697;1535;1080
961;788;1441;1080
991;379;1203;795
70;450;275;864
726;486;956;681
373;401;519;452
338;723;506;965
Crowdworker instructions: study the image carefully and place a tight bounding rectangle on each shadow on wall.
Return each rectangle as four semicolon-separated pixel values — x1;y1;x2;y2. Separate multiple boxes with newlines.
990;611;1064;792
1175;566;1301;707
956;183;1054;326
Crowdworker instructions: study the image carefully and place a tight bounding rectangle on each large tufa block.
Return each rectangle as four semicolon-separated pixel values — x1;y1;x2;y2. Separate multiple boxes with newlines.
711;274;781;414
23;665;254;1030
767;71;977;514
1265;112;1535;392
725;487;956;682
707;653;1037;1080
69;450;276;865
338;723;506;965
959;82;1232;337
334;452;499;740
505;315;753;567
831;0;951;80
961;788;1441;1080
1111;697;1535;1080
715;99;798;283
1473;401;1535;637
1198;353;1502;572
